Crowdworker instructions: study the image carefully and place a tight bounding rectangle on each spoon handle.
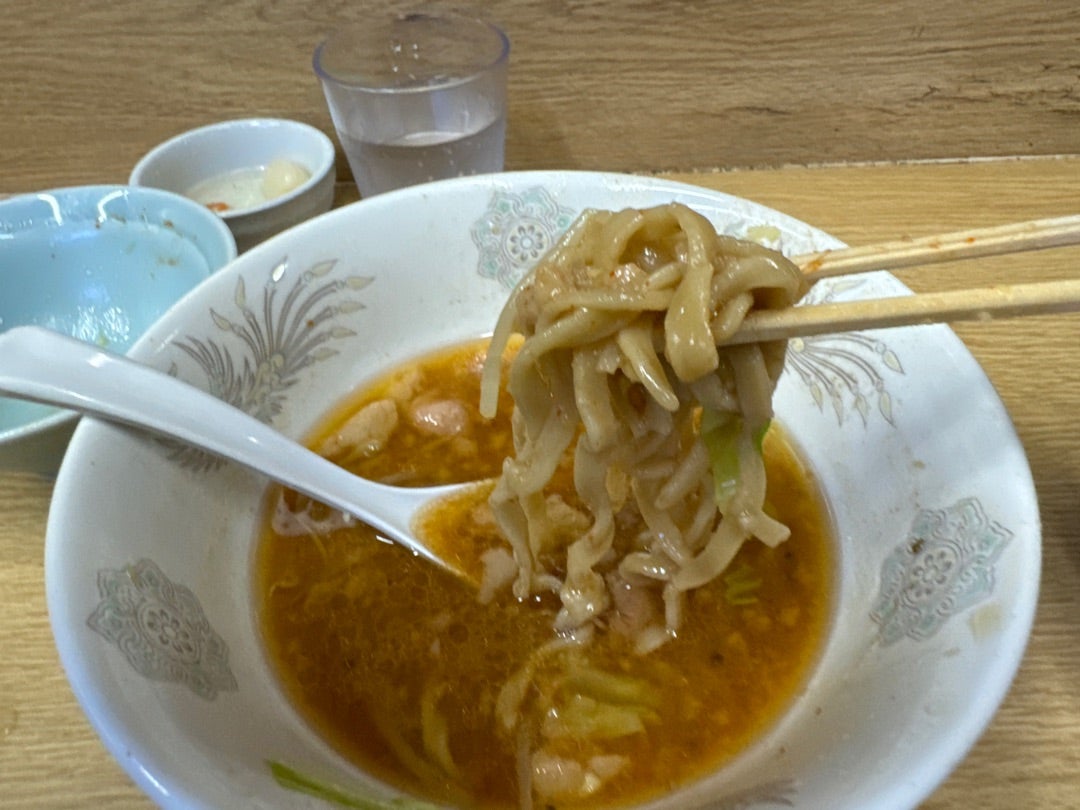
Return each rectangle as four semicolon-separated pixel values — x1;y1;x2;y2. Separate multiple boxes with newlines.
0;325;453;568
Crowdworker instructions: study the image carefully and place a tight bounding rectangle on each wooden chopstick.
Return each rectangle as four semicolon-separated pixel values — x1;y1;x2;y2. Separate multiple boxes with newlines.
728;278;1080;344
727;214;1080;343
792;214;1080;278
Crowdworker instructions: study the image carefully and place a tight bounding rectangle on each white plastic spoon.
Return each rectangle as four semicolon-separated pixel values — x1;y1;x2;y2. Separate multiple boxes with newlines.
0;325;481;577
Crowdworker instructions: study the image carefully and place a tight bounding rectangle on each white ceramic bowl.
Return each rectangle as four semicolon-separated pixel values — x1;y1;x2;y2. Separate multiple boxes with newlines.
0;185;237;475
46;172;1039;809
130;118;336;253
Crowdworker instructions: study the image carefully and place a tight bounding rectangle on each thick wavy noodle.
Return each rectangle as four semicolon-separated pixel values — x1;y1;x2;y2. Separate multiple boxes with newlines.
480;203;808;646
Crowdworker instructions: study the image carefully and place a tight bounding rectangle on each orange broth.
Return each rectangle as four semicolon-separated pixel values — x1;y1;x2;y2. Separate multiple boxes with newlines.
256;339;834;808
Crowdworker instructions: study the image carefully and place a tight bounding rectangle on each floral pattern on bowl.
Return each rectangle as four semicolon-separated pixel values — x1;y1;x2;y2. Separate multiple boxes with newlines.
87;559;237;700
471;186;577;288
872;497;1013;646
785;278;905;428
161;256;374;470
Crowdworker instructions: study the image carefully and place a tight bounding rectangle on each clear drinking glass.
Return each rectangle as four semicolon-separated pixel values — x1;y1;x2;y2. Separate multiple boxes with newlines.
313;11;509;198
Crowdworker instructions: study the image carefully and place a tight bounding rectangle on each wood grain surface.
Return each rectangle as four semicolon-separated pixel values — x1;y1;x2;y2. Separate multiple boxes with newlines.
4;0;1080;190
2;158;1079;808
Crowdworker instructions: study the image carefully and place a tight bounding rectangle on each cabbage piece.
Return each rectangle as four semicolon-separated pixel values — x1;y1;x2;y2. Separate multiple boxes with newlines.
543;694;653;740
701;408;770;510
723;561;763;606
542;667;660;740
700;409;742;509
561;667;660;708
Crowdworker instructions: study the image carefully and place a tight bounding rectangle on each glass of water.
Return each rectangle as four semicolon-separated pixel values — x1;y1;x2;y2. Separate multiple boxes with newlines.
314;11;509;198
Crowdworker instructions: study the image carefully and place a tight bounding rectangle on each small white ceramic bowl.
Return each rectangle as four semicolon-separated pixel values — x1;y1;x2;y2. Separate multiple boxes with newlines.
0;185;236;475
46;172;1038;809
130;118;336;253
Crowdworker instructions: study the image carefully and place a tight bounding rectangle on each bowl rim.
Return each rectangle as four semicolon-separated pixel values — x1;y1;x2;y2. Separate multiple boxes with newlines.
128;117;337;220
0;183;238;450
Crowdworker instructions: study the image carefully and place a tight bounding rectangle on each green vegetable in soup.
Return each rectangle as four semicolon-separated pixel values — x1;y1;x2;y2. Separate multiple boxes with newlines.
267;760;443;810
701;409;770;509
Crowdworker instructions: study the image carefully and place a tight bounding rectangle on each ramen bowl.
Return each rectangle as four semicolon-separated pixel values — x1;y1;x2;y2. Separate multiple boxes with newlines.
130;118;336;253
46;172;1039;809
0;185;236;475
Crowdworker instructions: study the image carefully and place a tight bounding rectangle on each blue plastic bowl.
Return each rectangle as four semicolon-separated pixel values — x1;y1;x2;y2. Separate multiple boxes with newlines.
0;185;237;474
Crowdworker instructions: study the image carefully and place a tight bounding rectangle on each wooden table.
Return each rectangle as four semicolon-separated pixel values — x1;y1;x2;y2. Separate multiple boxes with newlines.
2;158;1079;807
8;1;1080;181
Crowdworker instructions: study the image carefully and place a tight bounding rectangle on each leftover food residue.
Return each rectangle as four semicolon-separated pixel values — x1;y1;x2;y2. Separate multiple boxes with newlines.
187;158;311;213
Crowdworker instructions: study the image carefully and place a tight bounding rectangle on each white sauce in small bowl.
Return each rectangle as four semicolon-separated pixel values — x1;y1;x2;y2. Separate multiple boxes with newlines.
187;158;311;213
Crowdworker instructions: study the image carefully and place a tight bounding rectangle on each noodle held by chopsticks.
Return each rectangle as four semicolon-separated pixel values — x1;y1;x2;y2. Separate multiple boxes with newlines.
481;203;807;645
